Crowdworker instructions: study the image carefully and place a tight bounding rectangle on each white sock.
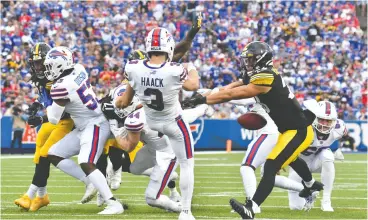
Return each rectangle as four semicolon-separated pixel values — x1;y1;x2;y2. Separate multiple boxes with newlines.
88;169;113;201
178;158;194;212
56;159;90;185
275;175;304;192
141;168;153;177
26;184;38;199
182;104;208;123
38;187;47;198
240;166;257;198
321;161;335;202
146;195;179;211
304;178;315;188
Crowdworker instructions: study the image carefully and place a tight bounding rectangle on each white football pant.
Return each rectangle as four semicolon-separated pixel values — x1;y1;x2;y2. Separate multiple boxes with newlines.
288;149;335;210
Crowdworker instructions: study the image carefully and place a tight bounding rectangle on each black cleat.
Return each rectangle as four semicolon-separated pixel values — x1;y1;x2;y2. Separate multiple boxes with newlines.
229;198;255;219
299;180;324;198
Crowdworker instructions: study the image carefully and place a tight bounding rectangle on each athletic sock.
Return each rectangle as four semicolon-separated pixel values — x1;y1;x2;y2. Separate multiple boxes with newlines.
56;159;89;185
96;153;108;177
26;184;38;199
178;158;194;212
321;161;335;201
240;165;257;198
275;175;304;192
87;169;113;201
109;147;123;171
38;187;47;198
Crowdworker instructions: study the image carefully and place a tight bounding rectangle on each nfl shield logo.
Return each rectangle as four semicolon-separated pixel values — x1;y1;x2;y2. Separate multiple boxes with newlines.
190;118;204;145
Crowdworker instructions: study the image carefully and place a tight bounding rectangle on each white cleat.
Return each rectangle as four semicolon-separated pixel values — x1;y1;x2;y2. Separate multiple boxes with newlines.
321;200;334;212
110;167;122;191
169;188;182;202
166;201;182;213
304;191;319;211
178;211;195;220
81;183;97;204
96;192;105;207
98;199;124;215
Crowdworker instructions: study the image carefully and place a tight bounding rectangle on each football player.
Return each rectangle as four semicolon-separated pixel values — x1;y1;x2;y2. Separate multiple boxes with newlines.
101;83;182;212
14;43;74;211
273;100;346;212
43;46;123;214
102;11;202;190
182;41;323;219
113;27;199;220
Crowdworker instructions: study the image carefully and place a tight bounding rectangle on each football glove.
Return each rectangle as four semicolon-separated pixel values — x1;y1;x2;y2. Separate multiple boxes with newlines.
192;12;202;31
181;93;207;109
27;102;43;116
28;115;43;128
101;102;119;120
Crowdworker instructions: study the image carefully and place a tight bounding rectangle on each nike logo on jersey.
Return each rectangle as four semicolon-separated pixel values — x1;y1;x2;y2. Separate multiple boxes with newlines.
141;77;163;87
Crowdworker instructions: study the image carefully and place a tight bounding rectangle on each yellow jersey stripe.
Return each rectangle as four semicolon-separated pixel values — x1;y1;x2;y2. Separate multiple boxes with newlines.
251;75;274;80
251;77;274;86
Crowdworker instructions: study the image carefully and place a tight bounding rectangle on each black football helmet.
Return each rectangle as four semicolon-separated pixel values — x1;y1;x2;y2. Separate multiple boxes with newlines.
29;42;51;79
240;41;273;76
128;49;148;61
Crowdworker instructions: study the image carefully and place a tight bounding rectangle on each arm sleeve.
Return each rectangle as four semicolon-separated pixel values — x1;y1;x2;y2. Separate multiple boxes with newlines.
46;102;65;125
249;71;275;87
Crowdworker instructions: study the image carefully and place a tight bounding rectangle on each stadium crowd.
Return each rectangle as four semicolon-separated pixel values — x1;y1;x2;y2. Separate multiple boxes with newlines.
1;1;367;120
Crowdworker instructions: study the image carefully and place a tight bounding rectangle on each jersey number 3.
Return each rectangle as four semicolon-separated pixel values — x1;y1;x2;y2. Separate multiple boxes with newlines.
77;83;98;110
144;88;164;111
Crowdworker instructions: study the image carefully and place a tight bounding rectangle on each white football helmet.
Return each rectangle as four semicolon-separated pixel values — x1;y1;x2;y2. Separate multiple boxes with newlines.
312;101;338;134
145;27;175;61
44;46;74;81
111;84;140;118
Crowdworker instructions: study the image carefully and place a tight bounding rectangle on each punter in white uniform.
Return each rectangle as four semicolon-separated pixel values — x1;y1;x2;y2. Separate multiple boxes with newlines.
114;27;199;220
43;46;123;215
274;100;346;212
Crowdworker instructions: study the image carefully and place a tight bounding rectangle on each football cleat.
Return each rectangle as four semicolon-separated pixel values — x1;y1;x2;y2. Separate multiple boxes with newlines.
321;200;334;212
81;183;97;204
96;192;105;207
169;188;182;202
178;210;196;220
299;180;324;198
98;199;124;215
303;191;319;211
229;198;255;219
14;194;31;210
110;167;122;191
29;194;50;211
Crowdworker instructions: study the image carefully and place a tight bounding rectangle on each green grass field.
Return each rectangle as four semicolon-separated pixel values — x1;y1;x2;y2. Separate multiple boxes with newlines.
1;153;367;220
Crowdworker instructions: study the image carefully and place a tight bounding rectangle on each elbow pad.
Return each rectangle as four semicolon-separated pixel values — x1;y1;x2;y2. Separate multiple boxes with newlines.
47;103;65;125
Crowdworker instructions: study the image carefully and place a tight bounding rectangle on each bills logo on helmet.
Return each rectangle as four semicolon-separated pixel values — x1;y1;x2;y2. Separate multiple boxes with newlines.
190;118;204;145
117;88;126;96
48;50;67;61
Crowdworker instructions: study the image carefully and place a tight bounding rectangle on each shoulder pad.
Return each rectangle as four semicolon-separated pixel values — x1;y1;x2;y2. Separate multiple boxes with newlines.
250;69;275;86
333;119;347;139
50;83;69;100
124;109;145;132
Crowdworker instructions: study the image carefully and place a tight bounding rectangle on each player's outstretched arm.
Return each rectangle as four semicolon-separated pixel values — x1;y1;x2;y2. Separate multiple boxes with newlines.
172;12;202;62
115;84;135;109
182;63;200;91
221;80;244;90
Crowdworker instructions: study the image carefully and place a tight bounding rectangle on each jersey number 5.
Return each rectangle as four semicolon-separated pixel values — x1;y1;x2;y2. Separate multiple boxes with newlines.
144;88;164;111
77;82;98;110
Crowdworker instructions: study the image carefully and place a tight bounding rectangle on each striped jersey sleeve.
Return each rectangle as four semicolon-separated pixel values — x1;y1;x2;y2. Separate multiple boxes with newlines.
50;86;69;100
250;71;275;87
124;110;145;132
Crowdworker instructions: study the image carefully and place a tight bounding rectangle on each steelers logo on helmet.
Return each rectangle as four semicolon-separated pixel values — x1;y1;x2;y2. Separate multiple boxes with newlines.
240;41;273;76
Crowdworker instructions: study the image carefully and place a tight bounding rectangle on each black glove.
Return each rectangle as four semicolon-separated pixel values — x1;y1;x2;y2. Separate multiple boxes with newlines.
187;12;203;39
101;102;119;120
181;93;207;109
28;115;43;128
28;102;43;116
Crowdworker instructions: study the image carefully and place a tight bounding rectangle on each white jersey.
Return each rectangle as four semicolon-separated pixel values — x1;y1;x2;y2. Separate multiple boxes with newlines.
301;119;346;157
125;60;187;121
50;64;105;129
124;108;166;150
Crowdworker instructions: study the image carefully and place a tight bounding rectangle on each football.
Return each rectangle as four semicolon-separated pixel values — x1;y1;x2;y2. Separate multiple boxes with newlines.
237;112;267;130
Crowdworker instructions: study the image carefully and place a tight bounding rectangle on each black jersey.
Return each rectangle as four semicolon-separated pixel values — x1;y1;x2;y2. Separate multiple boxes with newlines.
249;67;309;133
